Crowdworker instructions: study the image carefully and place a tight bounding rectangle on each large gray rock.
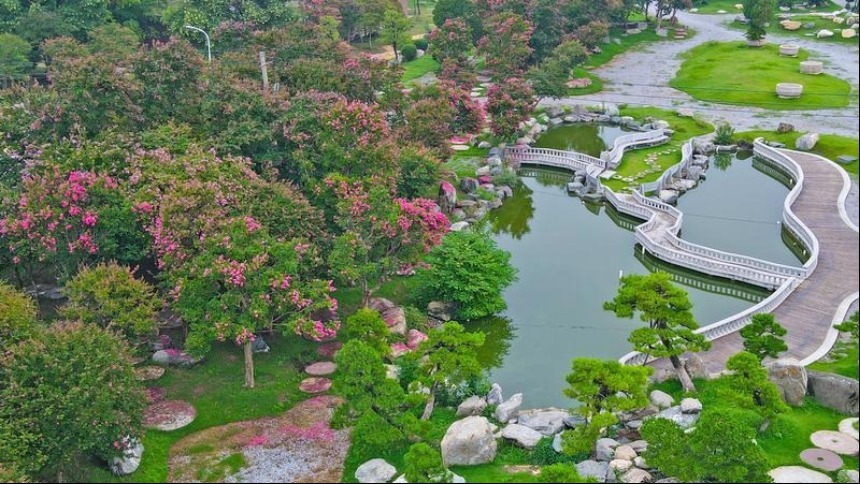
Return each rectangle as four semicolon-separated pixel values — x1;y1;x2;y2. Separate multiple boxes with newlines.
767;358;808;407
487;383;504;406
796;133;821;151
552;432;565;453
355;459;397;483
603;104;620;117
680;398;703;415
596;438;620;462
658;190;679;204
457;396;488;418
516;409;570;436
494;393;523;423
614;445;637;461
428;301;456;322
441;417;498;467
649;390;675;410
109;438;143;476
151;349;200;367
501;424;543;449
577;460;613;483
252;335;270;353
654;406;700;430
807;371;859;416
684;354;709;380
623;469;653;483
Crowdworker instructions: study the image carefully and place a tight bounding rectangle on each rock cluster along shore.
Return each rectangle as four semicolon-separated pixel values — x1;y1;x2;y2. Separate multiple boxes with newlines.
445;147;516;234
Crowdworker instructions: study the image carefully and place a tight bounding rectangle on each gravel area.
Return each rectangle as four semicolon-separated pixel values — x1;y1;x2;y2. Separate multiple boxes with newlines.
541;11;859;136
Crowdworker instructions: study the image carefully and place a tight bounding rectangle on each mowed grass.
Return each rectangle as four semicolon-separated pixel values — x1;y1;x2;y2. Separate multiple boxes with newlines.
79;336;317;483
401;55;441;83
604;107;714;192
810;339;860;379
736;130;859;175
690;0;838;14
729;14;860;44
670;41;852;110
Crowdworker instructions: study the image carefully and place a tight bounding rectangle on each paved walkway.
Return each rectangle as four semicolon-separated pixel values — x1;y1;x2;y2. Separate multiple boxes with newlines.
541;11;860;136
653;150;859;373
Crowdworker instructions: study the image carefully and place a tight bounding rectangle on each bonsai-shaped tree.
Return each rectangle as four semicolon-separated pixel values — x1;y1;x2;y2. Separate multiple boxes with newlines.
744;0;775;43
740;313;788;362
726;351;789;416
404;443;452;483
605;272;710;393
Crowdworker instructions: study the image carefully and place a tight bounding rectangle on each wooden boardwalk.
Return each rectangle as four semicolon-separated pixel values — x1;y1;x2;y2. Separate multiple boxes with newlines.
654;150;859;374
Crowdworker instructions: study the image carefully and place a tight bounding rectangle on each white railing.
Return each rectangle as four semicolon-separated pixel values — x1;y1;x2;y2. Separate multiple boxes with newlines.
619;278;799;366
506;147;606;172
641;141;696;194
604;130;670;168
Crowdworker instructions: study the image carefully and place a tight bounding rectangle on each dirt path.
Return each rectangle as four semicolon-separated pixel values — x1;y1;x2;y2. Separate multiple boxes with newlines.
541;11;859;137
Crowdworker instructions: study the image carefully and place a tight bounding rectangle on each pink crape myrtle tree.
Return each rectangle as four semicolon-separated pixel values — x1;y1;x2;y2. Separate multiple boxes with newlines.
326;175;449;307
169;217;339;389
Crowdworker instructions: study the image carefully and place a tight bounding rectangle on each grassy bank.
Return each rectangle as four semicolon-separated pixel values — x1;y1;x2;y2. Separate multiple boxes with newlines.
736;130;859;175
690;0;838;15
729;15;860;44
670;41;852;110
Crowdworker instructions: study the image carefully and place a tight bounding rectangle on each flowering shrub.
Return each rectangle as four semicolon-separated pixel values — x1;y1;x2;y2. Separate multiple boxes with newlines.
430;19;474;64
487;77;535;140
326;176;448;305
478;13;534;78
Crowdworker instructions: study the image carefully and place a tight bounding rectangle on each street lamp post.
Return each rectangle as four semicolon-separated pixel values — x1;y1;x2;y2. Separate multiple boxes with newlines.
184;25;212;63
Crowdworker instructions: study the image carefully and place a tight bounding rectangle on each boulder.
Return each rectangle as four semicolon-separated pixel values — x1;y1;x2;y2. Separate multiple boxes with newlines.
654;406;700;430
658;190;679;204
837;470;859;483
381;307;407;335
650;390;675;410
596;438;620;462
457;396;488;418
684;355;709;380
441;416;498;467
252;335;270;353
796;133;821;151
565;414;587;428
653;120;670;130
807;371;859;416
151;334;174;352
368;297;397;313
577;460;613;483
501;424;543;449
428;301;456;322
781;20;803;30
767;358;808;406
603;104;620;117
680;398;703;415
494;393;523;423
615;445;637;461
633;456;650;470
553;432;565;452
356;459;397;483
152;349;200;367
817;29;835;38
845;29;858;39
406;330;428;350
629;440;649;453
460;178;480;194
498;185;514;199
777;122;796;133
110;438;143;476
476;166;491;177
611;459;634;473
450;221;470;232
487;383;504;406
516;409;571;436
623;469;653;483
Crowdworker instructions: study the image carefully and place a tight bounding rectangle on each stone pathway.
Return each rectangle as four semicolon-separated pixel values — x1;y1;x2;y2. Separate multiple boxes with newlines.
134;366;165;382
305;362;337;376
299;377;333;394
810;430;860;455
540;10;859;136
317;341;342;359
800;448;844;472
839;418;860;440
769;466;834;483
143;400;197;431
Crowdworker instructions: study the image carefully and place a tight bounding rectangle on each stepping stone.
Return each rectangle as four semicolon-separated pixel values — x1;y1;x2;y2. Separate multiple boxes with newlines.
134;366;165;382
143;400;197;431
770;466;833;483
130;356;147;366
810;430;860;456
145;387;167;404
839;419;859;440
800;448;844;472
317;341;342;359
452;145;471;151
305;362;337;376
299;377;332;394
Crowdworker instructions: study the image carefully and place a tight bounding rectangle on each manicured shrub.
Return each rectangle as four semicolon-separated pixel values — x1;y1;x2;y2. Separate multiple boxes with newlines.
402;44;418;62
404;443;450;483
539;463;587;483
0;282;38;350
343;308;391;357
414;38;429;52
714;123;736;145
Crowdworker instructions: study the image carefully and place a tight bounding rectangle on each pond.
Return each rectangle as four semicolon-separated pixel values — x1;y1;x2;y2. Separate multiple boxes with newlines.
534;123;633;157
474;129;800;409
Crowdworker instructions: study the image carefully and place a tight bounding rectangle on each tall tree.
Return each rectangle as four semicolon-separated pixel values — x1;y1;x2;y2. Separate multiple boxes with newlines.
562;358;652;454
528;40;589;101
604;272;710;393
0;33;31;88
380;9;411;62
478;12;534;79
740;313;788;362
411;322;486;420
0;321;146;482
486;76;534;140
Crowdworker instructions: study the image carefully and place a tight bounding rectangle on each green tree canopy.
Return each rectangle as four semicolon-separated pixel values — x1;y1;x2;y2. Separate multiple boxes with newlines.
0;281;38;351
740;313;788;362
404;443;452;483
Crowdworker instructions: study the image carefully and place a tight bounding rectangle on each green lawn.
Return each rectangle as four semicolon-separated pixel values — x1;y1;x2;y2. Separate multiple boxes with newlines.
670;41;853;110
567;67;604;97
401;55;441;84
729;14;860;44
810;339;860;379
603;107;714;192
78;336;318;483
652;378;860;474
736;130;859;175
690;0;838;14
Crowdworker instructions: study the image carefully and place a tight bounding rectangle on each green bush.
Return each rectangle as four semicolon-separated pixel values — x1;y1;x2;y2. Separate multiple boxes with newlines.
60;262;160;347
539;463;588;483
0;282;38;350
414;38;429;52
492;169;519;188
404;443;450;483
413;230;517;321
343;308;391;357
529;438;581;466
402;44;418;62
714;123;736;145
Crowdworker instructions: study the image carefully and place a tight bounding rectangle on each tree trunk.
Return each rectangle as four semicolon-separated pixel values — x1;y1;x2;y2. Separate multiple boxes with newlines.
393;41;399;63
244;341;255;389
670;355;696;393
421;382;439;420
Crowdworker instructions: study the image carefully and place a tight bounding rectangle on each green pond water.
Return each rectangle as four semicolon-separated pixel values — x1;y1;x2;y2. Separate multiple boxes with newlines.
473;128;800;409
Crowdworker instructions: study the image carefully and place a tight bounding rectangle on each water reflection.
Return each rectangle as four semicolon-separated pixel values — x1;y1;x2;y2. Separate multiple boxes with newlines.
534;124;633;157
468;316;515;371
489;180;535;239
